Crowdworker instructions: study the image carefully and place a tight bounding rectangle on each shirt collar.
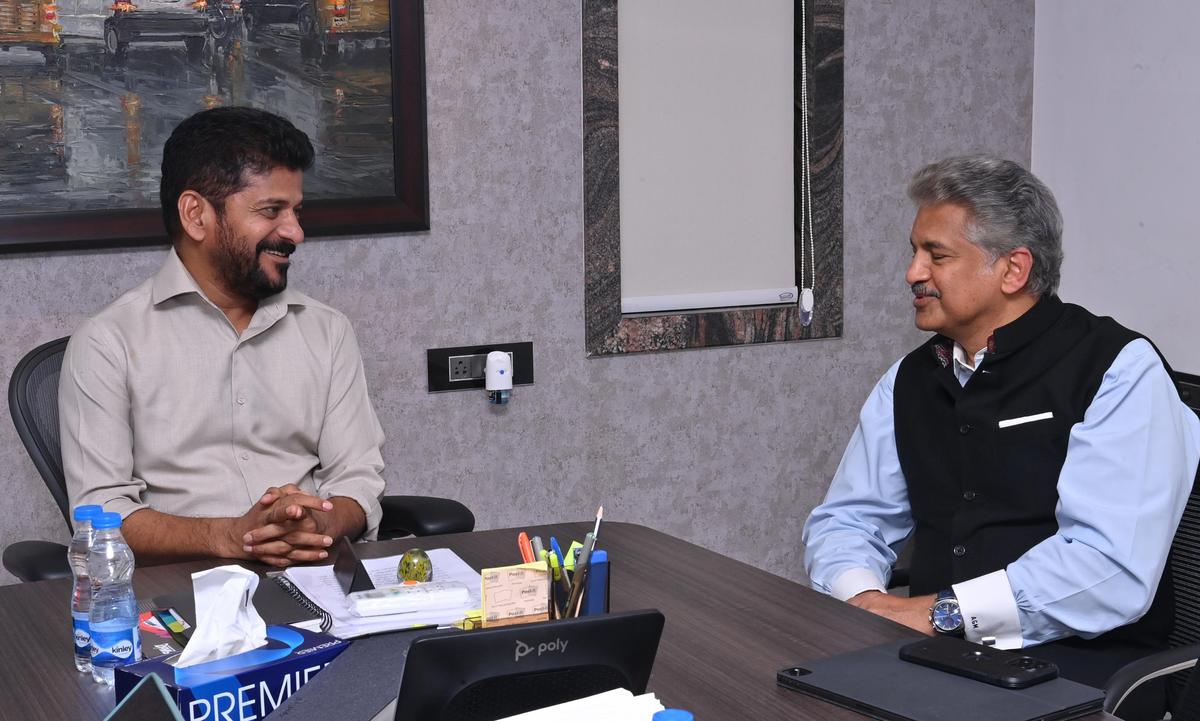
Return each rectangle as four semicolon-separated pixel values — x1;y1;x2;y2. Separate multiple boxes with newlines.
150;247;304;311
952;342;987;372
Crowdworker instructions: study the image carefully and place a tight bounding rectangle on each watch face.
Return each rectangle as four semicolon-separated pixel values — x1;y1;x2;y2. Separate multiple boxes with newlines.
931;598;964;633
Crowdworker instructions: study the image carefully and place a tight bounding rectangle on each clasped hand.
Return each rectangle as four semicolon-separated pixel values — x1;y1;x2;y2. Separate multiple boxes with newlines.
235;484;335;567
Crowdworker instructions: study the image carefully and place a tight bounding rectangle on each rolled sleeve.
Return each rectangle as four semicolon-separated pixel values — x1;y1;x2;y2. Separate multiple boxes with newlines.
312;319;386;540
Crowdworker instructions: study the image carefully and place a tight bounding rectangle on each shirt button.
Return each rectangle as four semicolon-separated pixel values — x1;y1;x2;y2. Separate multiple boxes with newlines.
952;544;967;557
963;491;976;501
240;452;250;461
958;424;973;435
237;397;246;405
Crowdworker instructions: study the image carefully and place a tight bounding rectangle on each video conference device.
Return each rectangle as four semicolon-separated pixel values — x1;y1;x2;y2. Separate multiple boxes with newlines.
393;609;665;721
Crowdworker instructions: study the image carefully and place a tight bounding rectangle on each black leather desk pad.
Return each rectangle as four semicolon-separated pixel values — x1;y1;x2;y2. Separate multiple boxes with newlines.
780;639;1104;721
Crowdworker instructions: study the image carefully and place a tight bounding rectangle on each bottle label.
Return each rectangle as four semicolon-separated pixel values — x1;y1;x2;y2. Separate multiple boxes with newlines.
72;612;90;656
90;625;141;667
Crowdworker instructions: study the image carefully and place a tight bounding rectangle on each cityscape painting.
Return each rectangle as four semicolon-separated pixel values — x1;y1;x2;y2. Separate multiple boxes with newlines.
0;0;427;251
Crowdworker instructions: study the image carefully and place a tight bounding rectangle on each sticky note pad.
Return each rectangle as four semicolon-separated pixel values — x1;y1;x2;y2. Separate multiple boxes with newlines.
481;561;550;628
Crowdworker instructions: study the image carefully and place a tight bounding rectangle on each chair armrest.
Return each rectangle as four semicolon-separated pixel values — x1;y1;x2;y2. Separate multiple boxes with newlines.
2;540;71;583
378;495;475;540
1103;643;1200;714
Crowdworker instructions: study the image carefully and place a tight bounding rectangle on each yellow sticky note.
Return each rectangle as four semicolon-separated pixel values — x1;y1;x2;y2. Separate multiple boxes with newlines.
481;560;550;628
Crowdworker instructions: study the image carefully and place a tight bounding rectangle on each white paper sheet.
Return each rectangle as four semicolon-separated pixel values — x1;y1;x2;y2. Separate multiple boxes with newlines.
495;688;665;721
283;548;481;638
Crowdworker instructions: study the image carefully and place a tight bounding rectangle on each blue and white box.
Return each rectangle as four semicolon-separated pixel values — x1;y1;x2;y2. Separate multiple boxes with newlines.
114;625;348;721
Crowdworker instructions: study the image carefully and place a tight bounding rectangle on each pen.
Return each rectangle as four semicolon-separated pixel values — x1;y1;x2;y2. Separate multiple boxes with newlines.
517;532;535;563
590;506;603;543
549;536;565;569
531;536;545;560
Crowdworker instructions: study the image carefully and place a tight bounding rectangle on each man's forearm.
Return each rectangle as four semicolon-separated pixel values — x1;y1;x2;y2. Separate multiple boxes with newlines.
122;507;242;565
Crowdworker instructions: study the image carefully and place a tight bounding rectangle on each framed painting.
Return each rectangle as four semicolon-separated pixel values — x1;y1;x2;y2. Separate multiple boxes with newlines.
0;0;427;252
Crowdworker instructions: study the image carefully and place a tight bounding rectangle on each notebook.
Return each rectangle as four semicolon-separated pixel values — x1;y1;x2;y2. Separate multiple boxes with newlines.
777;639;1105;721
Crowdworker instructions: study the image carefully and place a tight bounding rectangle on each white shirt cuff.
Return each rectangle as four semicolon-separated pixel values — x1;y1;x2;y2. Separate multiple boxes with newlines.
953;570;1024;649
830;568;887;602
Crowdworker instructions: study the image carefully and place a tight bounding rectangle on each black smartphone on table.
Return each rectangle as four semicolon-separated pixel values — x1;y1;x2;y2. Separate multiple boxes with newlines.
898;636;1058;689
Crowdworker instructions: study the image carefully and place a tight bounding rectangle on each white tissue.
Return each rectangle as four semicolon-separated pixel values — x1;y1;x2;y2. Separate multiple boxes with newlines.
174;565;267;668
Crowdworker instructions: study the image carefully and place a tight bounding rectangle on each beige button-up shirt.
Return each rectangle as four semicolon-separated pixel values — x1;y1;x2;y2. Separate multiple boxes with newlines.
60;249;385;539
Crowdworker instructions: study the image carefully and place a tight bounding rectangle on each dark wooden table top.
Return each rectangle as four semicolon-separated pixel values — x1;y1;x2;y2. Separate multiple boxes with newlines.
0;521;1112;720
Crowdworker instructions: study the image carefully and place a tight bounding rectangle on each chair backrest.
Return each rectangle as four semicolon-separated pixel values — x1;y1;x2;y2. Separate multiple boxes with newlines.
1166;372;1200;707
8;336;71;529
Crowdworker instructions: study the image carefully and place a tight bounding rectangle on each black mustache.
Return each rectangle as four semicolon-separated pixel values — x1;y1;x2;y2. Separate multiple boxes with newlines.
257;241;296;256
911;283;941;299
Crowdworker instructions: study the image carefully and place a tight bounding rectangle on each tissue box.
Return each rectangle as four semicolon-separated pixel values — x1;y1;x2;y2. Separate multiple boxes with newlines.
115;625;348;721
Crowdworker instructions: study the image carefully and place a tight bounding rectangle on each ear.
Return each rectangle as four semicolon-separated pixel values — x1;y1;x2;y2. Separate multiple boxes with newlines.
177;190;211;244
1000;247;1034;295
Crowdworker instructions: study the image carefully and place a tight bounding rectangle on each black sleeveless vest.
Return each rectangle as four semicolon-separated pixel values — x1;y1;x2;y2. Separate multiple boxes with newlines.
893;295;1174;648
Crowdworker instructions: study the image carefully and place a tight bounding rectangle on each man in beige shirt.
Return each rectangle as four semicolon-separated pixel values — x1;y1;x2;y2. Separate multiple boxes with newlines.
60;107;385;567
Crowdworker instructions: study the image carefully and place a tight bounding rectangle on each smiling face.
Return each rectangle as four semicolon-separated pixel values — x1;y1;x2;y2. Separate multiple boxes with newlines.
208;167;305;302
905;202;1011;350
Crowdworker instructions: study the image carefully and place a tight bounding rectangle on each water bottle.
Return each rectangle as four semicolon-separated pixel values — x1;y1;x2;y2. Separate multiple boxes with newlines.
68;504;103;673
87;512;140;685
653;710;694;721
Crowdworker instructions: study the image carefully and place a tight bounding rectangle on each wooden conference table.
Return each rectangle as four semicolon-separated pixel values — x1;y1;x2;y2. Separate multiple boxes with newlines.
0;522;1113;720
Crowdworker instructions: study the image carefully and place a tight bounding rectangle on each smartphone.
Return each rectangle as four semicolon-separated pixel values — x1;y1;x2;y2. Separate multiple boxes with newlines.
898;637;1058;689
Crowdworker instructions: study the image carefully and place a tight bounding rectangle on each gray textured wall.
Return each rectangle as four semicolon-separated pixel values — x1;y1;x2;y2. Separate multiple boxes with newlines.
0;0;1033;585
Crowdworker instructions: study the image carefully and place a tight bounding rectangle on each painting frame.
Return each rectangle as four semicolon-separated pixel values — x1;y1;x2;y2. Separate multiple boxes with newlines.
0;0;429;254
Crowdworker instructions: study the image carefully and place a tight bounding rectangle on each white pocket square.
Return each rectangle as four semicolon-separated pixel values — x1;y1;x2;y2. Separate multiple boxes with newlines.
998;411;1054;429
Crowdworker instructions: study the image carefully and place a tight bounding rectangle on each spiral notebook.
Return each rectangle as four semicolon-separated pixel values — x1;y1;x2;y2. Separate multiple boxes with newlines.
154;570;330;631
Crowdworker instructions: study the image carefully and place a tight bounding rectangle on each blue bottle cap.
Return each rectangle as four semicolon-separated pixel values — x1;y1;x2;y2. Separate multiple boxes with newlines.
653;711;694;721
73;504;103;521
91;512;123;530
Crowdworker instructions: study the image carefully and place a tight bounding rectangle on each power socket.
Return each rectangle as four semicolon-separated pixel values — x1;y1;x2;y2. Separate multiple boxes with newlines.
427;342;534;392
448;353;499;382
449;355;475;381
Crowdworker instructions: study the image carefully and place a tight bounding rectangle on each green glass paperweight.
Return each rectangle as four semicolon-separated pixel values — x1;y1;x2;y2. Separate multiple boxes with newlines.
397;548;433;583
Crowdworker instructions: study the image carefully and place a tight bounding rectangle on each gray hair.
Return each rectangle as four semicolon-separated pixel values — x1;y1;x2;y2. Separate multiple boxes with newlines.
907;155;1063;297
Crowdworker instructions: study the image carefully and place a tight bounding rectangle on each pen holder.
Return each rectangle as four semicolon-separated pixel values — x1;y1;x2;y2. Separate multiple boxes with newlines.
553;551;610;618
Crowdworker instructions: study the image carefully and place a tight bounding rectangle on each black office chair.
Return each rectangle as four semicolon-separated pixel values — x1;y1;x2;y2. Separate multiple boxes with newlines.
1104;371;1200;720
3;336;475;583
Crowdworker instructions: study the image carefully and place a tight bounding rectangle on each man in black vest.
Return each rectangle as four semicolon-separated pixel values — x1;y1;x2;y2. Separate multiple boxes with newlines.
803;156;1200;703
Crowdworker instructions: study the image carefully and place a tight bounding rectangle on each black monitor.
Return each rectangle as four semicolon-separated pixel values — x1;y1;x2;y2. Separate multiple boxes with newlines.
393;609;666;721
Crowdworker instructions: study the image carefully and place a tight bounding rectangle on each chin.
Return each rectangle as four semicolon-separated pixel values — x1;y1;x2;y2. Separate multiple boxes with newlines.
913;313;943;334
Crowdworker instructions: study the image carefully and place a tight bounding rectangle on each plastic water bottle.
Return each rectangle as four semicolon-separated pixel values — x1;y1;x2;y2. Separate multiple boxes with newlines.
87;512;140;685
68;504;103;673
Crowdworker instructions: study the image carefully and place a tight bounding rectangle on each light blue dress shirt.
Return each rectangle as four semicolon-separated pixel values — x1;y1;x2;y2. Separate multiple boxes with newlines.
803;338;1200;647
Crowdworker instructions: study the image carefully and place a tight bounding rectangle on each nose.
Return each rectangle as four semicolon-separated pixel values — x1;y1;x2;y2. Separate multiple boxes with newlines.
279;209;305;245
905;251;928;287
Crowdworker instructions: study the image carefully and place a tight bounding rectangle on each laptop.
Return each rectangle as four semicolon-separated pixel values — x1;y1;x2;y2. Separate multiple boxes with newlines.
777;639;1105;721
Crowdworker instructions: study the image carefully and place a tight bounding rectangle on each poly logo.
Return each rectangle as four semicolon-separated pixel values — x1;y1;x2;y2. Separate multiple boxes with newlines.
513;638;569;663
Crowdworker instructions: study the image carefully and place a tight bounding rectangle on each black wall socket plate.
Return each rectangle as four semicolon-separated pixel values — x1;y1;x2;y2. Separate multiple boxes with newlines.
426;342;534;392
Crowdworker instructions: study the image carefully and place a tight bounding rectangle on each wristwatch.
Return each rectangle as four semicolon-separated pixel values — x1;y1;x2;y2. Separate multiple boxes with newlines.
929;589;965;636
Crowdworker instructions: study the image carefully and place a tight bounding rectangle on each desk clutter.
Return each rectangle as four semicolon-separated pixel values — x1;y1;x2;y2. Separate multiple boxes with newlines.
68;505;672;721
